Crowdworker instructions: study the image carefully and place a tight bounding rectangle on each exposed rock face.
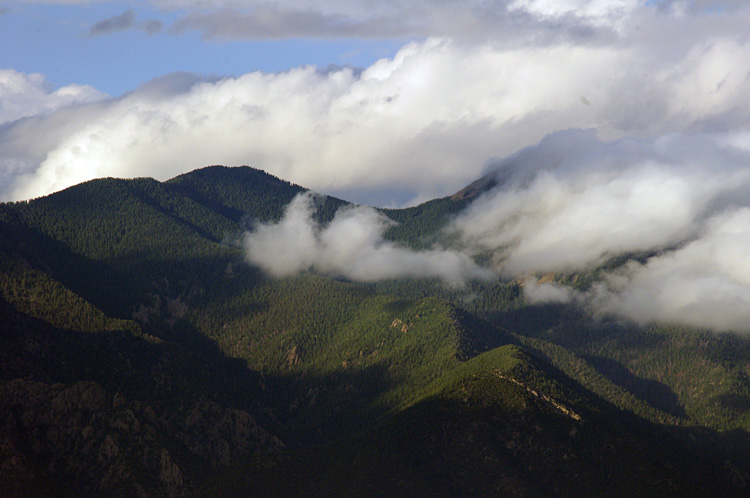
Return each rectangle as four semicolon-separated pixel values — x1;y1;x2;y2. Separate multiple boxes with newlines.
0;379;283;498
178;396;284;469
0;379;181;498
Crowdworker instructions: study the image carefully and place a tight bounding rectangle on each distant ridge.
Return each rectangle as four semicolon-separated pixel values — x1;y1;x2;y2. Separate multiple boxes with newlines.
451;173;497;201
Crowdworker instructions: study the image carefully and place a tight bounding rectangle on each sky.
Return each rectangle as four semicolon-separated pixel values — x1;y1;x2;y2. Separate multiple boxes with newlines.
5;0;750;330
3;0;749;207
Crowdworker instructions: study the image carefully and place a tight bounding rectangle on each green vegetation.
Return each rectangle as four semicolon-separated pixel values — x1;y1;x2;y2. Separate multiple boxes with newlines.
2;165;750;497
382;196;469;249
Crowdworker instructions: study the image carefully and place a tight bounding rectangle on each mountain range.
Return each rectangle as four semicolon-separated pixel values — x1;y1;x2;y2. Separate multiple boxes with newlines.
2;165;750;497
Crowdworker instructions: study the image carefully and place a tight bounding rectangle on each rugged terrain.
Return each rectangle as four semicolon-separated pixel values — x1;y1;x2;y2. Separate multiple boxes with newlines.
2;166;750;497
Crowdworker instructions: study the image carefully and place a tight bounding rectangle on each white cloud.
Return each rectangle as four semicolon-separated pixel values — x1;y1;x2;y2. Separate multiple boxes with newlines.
5;23;750;204
595;208;750;331
244;192;492;285
0;69;106;125
522;276;574;304
451;130;750;274
450;129;750;331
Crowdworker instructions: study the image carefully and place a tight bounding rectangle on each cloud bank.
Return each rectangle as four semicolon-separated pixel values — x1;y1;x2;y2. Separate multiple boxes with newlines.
244;192;491;285
168;0;624;42
4;20;750;205
595;208;750;331
450;129;750;331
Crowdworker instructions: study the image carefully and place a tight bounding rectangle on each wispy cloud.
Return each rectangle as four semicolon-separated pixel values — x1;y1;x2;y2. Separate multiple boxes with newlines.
244;192;492;285
89;9;162;36
89;9;136;36
144;19;163;35
170;7;406;40
166;1;619;42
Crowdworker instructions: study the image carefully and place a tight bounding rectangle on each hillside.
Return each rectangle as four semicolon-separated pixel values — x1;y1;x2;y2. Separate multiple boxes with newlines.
2;165;750;497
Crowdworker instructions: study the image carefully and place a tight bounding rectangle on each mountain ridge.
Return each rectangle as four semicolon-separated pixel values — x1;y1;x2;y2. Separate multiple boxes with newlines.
2;164;750;497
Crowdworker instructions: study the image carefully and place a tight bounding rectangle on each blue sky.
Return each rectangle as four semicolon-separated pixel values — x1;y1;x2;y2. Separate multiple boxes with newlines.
0;2;406;96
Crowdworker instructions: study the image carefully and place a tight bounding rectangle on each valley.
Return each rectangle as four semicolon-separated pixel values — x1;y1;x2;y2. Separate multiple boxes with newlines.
2;166;749;497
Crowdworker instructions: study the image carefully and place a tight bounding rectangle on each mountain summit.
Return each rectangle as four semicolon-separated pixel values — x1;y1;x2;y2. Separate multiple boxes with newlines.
1;165;749;497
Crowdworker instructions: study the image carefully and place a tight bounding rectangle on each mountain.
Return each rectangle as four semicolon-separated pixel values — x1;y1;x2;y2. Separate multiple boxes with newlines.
2;165;750;497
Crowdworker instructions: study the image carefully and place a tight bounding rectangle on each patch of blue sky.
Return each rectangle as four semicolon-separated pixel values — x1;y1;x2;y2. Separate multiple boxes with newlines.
0;2;408;96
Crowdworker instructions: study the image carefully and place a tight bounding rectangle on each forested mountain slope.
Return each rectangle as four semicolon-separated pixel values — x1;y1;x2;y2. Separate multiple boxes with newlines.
2;165;750;497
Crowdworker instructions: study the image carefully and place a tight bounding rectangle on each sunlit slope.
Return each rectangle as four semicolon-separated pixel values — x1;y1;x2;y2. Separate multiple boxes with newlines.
186;273;511;443
199;345;739;498
376;277;750;433
510;311;750;431
0;166;454;318
2;165;750;497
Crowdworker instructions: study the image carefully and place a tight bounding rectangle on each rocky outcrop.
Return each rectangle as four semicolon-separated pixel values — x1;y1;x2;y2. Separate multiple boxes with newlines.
177;396;284;469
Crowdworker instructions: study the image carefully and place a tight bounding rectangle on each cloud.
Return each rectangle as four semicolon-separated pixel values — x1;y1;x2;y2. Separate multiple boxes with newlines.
89;9;136;35
170;7;403;40
167;0;621;42
244;192;492;285
522;277;574;304
5;22;750;204
0;69;106;125
450;129;750;331
654;0;750;13
145;20;163;35
507;0;639;22
0;70;108;193
594;208;750;331
15;0;750;43
158;0;750;42
89;9;163;36
451;130;750;273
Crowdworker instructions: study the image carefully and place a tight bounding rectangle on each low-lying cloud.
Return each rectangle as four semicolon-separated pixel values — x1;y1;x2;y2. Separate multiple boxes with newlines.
521;277;574;305
593;208;750;332
244;192;492;286
450;129;750;331
451;130;750;274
